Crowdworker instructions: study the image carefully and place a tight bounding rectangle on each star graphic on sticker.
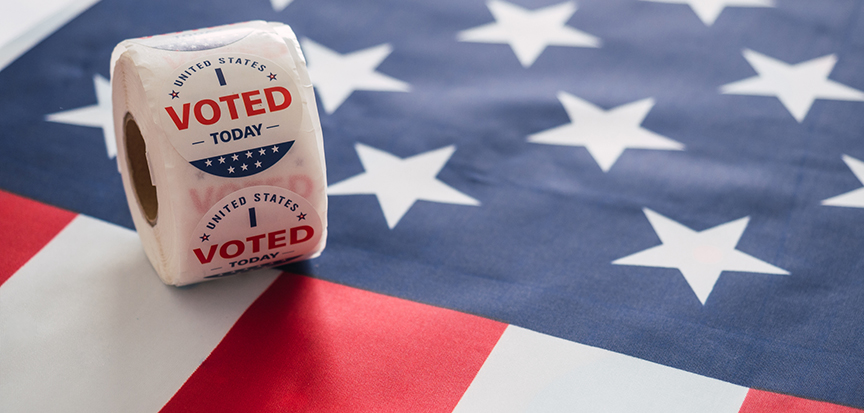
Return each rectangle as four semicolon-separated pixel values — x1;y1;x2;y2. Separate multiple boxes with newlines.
297;212;307;221
241;163;248;171
218;156;226;164
228;166;235;174
267;72;277;81
328;143;480;229
528;92;683;172
457;0;600;67
641;0;773;26
45;74;116;158
246;151;253;158
200;233;210;242
272;145;279;153
259;148;267;156
613;208;788;305
720;49;864;122
169;90;180;99
301;37;410;114
231;154;239;162
255;160;262;168
822;155;864;208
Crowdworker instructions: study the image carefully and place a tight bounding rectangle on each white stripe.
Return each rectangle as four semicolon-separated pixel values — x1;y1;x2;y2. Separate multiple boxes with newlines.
454;325;749;413
0;215;278;412
0;0;100;73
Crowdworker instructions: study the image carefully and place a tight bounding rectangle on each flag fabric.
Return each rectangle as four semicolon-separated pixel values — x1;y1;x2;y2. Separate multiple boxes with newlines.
1;0;864;411
2;191;861;412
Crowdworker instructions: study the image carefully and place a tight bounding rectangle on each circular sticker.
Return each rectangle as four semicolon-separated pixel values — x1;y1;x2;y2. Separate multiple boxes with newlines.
188;185;323;279
159;53;303;178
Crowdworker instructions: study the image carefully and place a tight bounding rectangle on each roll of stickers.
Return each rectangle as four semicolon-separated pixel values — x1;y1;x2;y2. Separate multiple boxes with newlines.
111;21;327;286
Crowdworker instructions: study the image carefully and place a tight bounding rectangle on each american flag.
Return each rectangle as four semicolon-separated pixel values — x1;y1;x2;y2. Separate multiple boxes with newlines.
2;0;864;411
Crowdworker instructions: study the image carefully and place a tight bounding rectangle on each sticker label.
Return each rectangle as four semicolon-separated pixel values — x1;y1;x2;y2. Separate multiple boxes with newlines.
189;185;323;278
160;53;303;178
134;25;254;51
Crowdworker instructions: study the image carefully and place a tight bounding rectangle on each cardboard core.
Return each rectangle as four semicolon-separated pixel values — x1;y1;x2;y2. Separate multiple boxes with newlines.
125;113;158;226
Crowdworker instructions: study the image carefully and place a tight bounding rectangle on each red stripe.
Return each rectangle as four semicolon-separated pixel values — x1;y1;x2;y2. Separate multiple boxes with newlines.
160;274;507;413
0;190;76;286
739;389;864;413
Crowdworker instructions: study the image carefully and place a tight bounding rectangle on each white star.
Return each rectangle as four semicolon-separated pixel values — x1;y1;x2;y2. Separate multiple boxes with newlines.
528;92;683;172
272;145;279;153
205;159;212;167
45;74;115;158
241;163;248;171
301;38;410;114
822;155;864;208
246;151;253;158
720;49;864;122
328;143;480;229
270;0;293;12
458;0;600;67
613;208;789;305
218;157;226;164
231;154;239;162
259;148;267;156
227;166;235;174
255;161;262;168
641;0;774;26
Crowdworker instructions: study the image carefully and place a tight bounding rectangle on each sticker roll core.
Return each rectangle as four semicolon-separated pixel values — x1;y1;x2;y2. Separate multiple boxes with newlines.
111;21;327;286
124;113;158;226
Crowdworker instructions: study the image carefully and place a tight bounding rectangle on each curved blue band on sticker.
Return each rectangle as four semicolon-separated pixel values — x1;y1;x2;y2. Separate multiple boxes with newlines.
203;255;301;279
190;140;294;178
